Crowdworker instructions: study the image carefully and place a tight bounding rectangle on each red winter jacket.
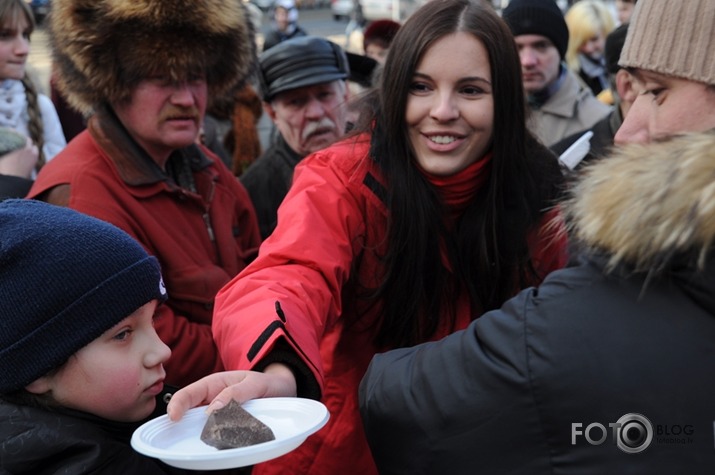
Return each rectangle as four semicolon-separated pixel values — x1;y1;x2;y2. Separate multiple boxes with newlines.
214;134;568;475
28;110;261;388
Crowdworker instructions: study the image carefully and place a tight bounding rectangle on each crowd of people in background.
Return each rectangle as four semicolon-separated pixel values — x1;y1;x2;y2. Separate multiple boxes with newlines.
3;0;715;473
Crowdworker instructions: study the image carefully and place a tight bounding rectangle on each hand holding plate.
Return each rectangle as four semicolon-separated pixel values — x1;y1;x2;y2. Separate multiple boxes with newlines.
167;364;297;422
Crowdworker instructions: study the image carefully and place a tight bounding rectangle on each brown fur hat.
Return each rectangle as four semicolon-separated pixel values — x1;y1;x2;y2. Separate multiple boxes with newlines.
49;0;258;115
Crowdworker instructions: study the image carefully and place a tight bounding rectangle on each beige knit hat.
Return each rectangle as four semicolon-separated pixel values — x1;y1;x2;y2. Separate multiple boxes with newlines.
619;0;715;85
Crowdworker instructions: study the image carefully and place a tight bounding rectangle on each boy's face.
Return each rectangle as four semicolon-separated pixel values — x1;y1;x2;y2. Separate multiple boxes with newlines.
614;69;715;145
27;301;171;422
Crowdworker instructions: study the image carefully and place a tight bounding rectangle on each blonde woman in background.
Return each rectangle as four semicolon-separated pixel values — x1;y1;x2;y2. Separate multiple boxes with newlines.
0;0;65;198
565;0;615;97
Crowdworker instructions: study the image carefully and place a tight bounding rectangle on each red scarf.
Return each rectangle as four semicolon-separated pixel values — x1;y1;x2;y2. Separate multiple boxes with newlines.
419;152;493;223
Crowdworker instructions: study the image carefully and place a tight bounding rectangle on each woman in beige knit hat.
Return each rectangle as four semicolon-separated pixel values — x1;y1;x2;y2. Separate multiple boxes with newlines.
614;0;715;144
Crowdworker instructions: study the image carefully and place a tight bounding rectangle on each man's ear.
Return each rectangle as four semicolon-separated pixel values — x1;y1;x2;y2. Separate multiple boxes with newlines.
616;69;638;105
263;102;277;122
25;376;52;395
343;80;351;102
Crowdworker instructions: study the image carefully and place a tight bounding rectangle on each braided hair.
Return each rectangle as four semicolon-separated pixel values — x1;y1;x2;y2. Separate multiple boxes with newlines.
21;73;45;170
1;1;44;170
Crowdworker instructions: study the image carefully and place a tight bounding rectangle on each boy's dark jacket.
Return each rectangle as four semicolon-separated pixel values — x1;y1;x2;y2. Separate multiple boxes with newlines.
0;386;187;474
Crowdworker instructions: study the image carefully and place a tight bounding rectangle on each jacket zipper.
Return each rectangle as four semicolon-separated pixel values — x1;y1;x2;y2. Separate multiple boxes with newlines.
202;178;217;243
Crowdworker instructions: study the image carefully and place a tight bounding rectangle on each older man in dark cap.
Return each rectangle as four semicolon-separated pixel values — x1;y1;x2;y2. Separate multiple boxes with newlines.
241;35;351;239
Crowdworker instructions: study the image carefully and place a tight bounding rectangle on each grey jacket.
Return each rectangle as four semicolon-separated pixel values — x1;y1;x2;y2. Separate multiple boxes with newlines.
529;69;611;147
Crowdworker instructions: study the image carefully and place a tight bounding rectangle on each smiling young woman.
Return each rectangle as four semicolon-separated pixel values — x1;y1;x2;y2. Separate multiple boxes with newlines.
166;1;569;474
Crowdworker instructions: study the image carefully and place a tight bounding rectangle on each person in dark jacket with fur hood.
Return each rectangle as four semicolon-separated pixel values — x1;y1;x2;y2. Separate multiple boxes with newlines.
360;131;715;474
360;1;715;472
26;0;262;389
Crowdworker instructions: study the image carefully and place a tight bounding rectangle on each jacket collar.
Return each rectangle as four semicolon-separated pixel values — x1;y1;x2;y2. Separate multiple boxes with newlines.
88;105;213;187
272;133;304;168
538;69;592;118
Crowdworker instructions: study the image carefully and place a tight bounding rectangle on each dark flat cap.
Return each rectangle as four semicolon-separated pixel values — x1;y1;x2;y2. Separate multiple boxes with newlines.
258;36;350;101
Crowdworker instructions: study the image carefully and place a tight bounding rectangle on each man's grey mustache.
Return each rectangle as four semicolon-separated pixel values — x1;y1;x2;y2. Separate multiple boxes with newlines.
302;118;338;141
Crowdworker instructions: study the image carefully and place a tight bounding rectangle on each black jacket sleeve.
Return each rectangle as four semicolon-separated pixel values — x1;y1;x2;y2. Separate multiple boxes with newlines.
359;288;552;475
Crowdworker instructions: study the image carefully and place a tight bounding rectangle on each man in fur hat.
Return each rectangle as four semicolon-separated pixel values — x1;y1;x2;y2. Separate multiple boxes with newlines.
27;0;262;389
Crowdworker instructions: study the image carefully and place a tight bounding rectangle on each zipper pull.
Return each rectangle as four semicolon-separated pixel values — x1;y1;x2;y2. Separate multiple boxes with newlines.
203;212;215;242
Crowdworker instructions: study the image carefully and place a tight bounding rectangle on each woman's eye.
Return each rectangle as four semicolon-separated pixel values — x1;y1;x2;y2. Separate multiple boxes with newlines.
409;82;430;93
462;86;485;96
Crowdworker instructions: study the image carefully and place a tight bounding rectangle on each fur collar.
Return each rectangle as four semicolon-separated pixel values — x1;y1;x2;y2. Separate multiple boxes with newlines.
566;130;715;272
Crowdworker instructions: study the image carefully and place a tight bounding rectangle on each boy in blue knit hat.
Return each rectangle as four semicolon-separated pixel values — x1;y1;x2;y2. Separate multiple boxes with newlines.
0;200;191;474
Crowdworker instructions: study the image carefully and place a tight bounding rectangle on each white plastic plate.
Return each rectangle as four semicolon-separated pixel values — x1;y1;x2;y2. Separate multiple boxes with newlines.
131;398;329;470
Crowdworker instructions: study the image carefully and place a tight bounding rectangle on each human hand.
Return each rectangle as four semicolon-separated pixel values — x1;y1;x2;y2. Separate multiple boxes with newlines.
166;363;298;422
0;138;38;178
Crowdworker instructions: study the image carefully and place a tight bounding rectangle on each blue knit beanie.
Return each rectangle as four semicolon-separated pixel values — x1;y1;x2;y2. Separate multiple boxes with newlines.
502;0;569;60
0;200;167;394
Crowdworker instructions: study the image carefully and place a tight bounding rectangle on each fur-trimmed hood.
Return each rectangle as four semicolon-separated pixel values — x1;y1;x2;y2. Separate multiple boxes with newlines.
50;0;257;115
566;130;715;272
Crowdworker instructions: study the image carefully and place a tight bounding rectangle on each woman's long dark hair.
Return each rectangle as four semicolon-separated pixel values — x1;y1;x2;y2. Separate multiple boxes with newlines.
357;0;563;348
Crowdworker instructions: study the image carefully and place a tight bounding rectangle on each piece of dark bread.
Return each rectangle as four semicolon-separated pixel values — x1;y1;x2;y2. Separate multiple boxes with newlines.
200;399;276;450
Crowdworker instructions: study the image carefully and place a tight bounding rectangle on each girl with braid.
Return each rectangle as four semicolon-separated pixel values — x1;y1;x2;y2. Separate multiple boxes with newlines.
0;0;65;199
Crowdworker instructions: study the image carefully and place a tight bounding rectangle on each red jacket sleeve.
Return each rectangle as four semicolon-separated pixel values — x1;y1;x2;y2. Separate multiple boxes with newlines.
213;149;369;393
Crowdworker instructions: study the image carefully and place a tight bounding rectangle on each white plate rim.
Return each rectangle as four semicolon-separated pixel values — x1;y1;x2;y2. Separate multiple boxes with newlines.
131;397;329;469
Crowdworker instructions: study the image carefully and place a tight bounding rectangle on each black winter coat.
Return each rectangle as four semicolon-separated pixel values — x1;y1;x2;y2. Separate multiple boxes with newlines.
240;134;303;239
0;387;187;474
